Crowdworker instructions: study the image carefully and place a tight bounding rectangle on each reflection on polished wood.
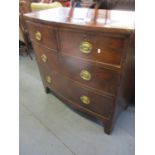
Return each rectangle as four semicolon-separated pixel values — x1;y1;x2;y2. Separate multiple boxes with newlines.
24;7;134;31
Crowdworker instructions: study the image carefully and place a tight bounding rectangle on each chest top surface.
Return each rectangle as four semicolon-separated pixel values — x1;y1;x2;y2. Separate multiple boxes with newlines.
24;7;134;33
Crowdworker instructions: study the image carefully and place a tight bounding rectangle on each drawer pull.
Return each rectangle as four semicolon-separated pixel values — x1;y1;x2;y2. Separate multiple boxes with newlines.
35;31;42;41
46;75;52;83
80;41;92;54
41;54;48;62
80;95;90;104
80;70;91;81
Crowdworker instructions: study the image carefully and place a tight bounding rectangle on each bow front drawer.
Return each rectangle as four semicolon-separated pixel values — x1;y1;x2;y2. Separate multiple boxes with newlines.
59;55;120;96
26;21;58;51
32;43;59;70
59;29;126;67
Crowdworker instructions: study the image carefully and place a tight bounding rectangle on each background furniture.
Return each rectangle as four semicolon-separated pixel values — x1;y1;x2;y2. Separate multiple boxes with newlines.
31;1;62;11
24;8;135;134
60;0;135;10
110;0;135;10
19;0;33;59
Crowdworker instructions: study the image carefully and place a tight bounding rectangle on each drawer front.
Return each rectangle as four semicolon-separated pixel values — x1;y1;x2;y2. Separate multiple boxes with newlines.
59;29;125;66
33;43;119;95
59;54;120;95
38;63;114;118
26;21;58;50
32;43;59;70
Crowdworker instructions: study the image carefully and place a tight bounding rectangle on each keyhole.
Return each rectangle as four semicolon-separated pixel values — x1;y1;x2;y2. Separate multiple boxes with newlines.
97;49;101;53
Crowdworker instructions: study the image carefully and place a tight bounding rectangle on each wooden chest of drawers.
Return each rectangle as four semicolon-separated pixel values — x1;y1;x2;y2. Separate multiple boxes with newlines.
24;8;135;134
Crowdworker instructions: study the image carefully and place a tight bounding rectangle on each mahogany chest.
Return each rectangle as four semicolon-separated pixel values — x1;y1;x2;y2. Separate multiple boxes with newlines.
24;8;135;134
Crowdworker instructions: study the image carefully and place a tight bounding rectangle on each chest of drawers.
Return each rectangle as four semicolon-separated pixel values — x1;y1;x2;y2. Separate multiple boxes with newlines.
24;8;135;134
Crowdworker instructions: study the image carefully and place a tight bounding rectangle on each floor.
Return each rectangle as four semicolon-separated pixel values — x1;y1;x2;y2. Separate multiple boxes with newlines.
19;54;135;155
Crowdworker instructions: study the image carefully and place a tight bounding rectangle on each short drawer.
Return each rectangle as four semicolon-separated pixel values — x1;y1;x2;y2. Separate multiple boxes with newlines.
58;54;120;95
32;43;59;70
26;21;58;50
59;29;125;67
38;64;114;118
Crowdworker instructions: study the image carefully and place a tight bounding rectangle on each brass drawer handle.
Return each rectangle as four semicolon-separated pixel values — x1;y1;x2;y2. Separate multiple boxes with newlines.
46;75;52;83
80;70;91;81
80;41;92;54
41;54;48;62
80;95;90;105
35;31;42;41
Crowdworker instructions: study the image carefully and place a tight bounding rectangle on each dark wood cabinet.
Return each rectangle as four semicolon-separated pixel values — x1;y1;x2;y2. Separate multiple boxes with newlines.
24;8;135;135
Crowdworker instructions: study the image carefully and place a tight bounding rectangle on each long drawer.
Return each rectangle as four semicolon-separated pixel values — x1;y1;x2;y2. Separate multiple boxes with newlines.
58;54;120;95
59;29;125;67
38;63;114;118
26;21;58;51
33;44;120;95
32;43;58;70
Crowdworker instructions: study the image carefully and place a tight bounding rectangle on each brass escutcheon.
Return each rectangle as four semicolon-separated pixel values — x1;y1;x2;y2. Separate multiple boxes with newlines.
80;95;90;104
46;75;52;83
80;41;92;53
41;54;48;62
80;70;91;81
35;31;42;41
